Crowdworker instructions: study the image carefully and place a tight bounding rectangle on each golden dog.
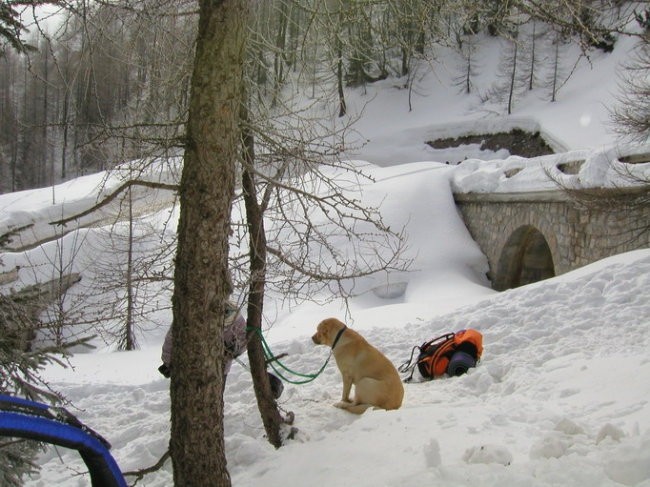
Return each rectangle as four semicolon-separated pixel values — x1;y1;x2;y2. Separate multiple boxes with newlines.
312;318;404;414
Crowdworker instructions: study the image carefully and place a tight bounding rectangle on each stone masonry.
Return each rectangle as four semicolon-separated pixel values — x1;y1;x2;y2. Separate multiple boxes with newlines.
454;188;649;290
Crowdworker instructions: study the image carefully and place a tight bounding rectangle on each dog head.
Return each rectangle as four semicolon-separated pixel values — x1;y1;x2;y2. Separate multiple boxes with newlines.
311;318;346;347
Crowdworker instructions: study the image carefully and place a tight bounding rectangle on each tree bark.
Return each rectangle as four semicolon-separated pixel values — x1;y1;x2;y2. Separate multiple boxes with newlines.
241;102;284;448
336;8;346;117
170;1;249;485
508;38;518;115
124;183;136;351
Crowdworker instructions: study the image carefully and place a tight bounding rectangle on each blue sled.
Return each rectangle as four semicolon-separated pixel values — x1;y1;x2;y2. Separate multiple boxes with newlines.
0;394;126;487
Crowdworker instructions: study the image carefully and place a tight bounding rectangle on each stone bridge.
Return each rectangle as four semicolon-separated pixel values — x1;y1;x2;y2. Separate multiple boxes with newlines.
454;187;649;290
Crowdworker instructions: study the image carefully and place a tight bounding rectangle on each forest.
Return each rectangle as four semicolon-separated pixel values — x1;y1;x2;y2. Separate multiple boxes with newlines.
1;0;648;194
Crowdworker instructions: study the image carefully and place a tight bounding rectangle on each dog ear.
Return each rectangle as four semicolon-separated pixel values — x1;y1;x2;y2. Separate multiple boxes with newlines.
320;321;331;340
315;318;347;346
311;321;325;345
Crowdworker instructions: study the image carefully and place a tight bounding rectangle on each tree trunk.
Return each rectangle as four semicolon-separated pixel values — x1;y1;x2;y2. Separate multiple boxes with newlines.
551;33;559;102
170;1;249;486
241;102;284;448
529;22;536;91
337;9;346;117
272;0;289;106
124;183;136;351
508;38;518;115
42;40;49;189
466;49;472;94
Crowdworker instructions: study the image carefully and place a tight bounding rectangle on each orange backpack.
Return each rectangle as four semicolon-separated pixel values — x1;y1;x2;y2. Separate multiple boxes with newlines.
399;329;483;382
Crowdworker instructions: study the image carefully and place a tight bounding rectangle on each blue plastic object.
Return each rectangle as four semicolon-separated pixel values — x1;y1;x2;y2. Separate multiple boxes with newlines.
0;394;126;487
446;350;477;376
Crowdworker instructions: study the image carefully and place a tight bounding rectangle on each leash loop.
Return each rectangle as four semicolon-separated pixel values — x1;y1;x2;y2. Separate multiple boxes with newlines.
246;327;332;385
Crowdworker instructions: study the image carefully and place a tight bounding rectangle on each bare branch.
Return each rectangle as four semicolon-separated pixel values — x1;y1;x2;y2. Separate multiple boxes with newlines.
122;449;171;486
50;180;178;227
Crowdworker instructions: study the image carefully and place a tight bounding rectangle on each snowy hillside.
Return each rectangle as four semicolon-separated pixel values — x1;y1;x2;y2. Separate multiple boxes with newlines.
1;14;649;487
20;247;649;487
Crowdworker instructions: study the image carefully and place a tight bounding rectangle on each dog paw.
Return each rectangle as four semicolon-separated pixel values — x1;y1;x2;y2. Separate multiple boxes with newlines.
334;401;353;409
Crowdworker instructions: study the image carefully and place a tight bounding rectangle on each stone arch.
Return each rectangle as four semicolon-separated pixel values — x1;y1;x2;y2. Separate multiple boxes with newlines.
493;225;555;291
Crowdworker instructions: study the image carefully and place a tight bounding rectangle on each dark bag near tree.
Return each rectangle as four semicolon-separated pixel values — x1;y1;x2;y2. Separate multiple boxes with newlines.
399;329;483;382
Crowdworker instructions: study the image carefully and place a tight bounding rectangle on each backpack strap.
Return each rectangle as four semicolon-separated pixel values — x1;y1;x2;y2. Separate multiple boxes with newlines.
399;332;456;382
398;345;422;383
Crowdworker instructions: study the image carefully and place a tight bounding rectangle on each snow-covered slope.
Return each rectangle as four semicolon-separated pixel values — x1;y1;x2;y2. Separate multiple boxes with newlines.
30;249;650;487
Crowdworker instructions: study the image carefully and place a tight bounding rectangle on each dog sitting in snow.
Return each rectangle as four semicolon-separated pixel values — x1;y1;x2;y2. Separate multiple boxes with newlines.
312;318;404;414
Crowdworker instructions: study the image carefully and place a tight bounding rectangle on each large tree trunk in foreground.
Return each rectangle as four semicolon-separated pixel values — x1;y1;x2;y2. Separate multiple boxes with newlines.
169;1;249;485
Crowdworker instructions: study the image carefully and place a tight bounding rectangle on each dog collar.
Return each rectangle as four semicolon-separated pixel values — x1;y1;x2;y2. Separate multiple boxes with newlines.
332;326;347;350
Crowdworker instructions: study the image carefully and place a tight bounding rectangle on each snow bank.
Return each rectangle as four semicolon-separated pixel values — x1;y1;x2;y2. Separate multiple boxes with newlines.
450;142;650;193
25;249;650;487
0;158;180;251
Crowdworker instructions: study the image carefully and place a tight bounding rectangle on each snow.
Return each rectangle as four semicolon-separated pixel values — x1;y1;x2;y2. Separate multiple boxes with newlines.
1;26;649;487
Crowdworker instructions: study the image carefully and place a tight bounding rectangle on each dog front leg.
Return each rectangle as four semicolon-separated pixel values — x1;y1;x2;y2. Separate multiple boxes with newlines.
341;373;353;402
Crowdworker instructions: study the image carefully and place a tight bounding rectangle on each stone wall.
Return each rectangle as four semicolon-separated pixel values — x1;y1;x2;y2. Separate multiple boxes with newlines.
454;189;649;290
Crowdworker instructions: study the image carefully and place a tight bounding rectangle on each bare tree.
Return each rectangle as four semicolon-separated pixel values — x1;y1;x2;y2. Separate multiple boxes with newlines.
240;101;286;448
547;28;564;102
452;27;480;95
611;36;650;143
482;29;526;115
87;213;171;351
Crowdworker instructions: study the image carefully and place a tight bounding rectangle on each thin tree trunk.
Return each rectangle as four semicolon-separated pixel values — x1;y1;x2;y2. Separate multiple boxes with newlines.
61;87;70;180
529;22;536;91
401;45;409;77
241;101;284;448
337;9;346;117
508;39;518;115
466;48;472;94
170;1;249;485
42;41;49;189
272;0;289;106
551;33;559;102
124;183;136;351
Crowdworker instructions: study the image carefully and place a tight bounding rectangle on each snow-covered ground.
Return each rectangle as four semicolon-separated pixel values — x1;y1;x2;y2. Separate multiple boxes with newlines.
1;24;649;487
25;247;650;487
